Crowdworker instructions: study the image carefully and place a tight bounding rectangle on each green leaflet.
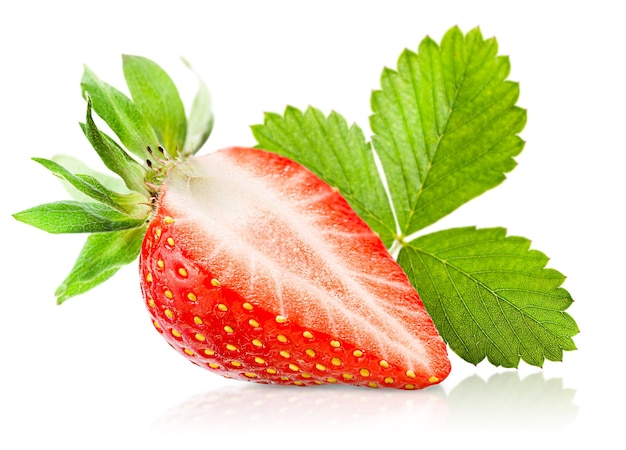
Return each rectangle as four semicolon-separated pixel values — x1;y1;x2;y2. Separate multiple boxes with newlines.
123;55;187;157
13;201;146;234
81;98;150;196
399;227;578;367
52;154;131;197
81;65;160;164
55;227;146;304
370;26;526;237
252;106;397;247
182;57;214;154
32;157;148;217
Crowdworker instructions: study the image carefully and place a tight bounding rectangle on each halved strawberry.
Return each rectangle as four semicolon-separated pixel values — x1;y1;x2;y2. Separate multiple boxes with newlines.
13;55;450;389
141;147;450;388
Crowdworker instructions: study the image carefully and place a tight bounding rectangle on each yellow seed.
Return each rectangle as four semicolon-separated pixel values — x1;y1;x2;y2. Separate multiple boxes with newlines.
204;349;215;356
384;377;395;384
293;381;304;386
428;376;440;383
368;382;379;389
326;377;338;383
217;303;228;312
244;372;257;378
406;370;416;379
171;329;182;338
342;374;353;380
157;260;165;269
148;299;155;308
164;309;174;319
166;237;175;247
405;384;415;390
164;216;175;224
288;363;300;372
305;348;316;358
183;348;194;356
211;278;221;287
315;363;327;372
187;292;197;302
302;331;314;339
224;325;234;333
178;267;188;277
153;321;161;330
154;228;162;239
164;290;173;299
194;316;203;325
360;368;370;377
279;350;291;358
330;340;341;348
275;315;287;323
266;368;277;374
379;360;389;369
226;344;238;351
280;376;290;381
301;373;312;379
276;334;288;343
353;350;363;358
242;302;253;311
248;319;259;327
231;361;242;367
195;333;206;342
252;339;263;347
331;357;342;366
208;363;220;369
314;381;323;385
145;273;153;283
254;357;266;365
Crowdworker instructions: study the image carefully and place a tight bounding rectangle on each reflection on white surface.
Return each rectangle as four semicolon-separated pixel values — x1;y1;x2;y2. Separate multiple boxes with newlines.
152;372;577;436
447;373;578;431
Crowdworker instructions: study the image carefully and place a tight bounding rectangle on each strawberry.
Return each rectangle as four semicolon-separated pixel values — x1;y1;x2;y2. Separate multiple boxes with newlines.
13;55;450;389
141;147;450;389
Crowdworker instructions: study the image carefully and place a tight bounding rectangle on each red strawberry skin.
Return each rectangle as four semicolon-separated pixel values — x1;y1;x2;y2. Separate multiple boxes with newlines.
140;147;450;389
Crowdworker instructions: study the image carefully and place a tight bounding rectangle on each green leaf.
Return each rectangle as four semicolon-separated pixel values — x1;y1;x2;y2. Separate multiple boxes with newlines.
81;65;160;163
52;154;131;196
13;201;146;234
252;106;397;247
398;227;579;367
123;55;187;157
55;226;146;303
182;57;214;154
370;26;526;238
32;157;148;217
81;98;150;197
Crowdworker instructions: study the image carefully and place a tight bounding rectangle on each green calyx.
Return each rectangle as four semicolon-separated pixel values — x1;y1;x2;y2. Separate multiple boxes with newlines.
13;55;214;304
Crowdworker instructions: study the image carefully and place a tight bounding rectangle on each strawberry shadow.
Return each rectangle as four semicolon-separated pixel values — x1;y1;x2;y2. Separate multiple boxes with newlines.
151;372;577;437
445;372;578;432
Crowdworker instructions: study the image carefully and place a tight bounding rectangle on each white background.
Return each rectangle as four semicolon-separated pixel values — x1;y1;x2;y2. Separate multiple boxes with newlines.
1;1;623;448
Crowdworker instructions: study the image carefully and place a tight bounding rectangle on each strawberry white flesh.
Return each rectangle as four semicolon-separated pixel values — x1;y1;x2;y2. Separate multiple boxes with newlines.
151;147;450;384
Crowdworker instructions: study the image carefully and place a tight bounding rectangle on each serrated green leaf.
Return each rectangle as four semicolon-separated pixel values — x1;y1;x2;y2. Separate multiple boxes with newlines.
398;227;579;367
123;55;187;157
32;157;148;217
371;26;526;237
55;226;146;303
252;106;397;247
13;201;146;234
182;57;213;154
82;99;150;197
81;65;160;163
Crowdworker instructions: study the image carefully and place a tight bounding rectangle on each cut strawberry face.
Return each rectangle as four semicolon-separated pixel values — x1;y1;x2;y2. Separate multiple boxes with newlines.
140;147;450;388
